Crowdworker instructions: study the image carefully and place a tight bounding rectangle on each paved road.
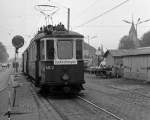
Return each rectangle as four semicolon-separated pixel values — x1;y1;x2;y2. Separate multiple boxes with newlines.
0;68;41;120
0;68;12;119
84;73;150;120
0;68;11;92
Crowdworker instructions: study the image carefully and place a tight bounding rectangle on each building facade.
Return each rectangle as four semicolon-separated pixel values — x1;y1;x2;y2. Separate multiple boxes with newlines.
104;47;150;81
123;47;150;81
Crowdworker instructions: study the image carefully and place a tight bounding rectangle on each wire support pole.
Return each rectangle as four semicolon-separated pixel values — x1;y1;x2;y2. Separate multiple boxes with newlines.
67;8;70;31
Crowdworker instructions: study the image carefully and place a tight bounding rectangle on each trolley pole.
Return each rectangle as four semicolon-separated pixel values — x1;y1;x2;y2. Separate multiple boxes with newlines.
67;8;70;31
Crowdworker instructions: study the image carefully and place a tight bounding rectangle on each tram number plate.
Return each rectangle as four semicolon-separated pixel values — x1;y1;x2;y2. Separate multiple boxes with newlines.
46;66;54;70
54;59;77;65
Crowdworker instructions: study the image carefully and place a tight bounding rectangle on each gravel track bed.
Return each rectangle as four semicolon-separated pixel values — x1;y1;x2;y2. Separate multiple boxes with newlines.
45;95;119;120
84;73;150;120
30;82;118;120
85;74;150;108
30;83;63;120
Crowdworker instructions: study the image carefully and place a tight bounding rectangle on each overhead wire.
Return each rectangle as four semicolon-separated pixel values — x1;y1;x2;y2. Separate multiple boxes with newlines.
76;0;130;28
75;0;119;19
74;0;99;18
73;25;150;28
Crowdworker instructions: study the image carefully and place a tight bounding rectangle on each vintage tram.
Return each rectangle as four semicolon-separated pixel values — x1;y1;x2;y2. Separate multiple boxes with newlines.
22;23;85;93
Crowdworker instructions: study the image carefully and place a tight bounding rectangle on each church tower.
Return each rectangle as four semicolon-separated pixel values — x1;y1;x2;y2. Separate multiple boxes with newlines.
129;21;140;48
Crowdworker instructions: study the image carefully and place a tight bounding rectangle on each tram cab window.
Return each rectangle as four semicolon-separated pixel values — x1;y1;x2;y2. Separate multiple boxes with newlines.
46;40;54;59
76;39;83;59
57;40;73;59
40;41;45;60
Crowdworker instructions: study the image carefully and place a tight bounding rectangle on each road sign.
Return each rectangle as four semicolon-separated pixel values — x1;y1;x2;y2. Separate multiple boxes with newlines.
12;35;24;49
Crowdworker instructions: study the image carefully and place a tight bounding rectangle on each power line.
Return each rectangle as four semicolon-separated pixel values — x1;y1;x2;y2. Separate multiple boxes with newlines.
76;0;130;28
74;0;119;21
75;0;99;18
79;0;120;15
73;25;150;28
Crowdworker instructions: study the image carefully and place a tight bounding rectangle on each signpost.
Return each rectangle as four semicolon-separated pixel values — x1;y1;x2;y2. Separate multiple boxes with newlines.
12;35;24;72
12;35;24;52
11;35;24;119
5;35;24;120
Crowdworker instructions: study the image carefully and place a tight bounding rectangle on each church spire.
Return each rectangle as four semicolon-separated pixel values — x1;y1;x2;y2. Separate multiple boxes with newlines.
128;20;139;48
129;21;137;37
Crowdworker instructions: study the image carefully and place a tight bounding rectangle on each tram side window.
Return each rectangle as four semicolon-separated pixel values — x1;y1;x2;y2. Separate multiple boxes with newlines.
46;40;54;59
76;40;82;59
40;41;45;60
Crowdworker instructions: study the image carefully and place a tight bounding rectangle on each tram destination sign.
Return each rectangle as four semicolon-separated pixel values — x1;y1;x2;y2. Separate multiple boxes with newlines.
54;59;77;65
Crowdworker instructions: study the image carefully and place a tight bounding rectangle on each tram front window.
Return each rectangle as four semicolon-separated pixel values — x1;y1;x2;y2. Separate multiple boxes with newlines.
57;40;73;59
47;40;54;59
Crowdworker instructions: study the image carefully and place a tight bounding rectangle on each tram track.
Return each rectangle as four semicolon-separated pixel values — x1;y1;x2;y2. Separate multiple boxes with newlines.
30;83;63;120
86;73;150;105
88;85;150;107
28;74;150;120
107;84;150;99
103;84;150;109
85;77;150;108
84;82;150;120
45;97;70;120
44;94;123;120
77;95;123;120
29;77;148;120
30;81;123;120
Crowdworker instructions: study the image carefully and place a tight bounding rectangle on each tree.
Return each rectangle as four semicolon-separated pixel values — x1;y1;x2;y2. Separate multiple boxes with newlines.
140;31;150;47
0;42;9;62
118;35;135;49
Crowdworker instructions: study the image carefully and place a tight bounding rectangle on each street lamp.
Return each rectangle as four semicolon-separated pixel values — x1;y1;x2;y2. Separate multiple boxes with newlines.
85;35;98;59
136;18;150;32
86;35;97;45
123;18;150;37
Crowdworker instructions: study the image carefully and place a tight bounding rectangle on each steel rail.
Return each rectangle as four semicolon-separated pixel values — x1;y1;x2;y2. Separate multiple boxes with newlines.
77;96;124;120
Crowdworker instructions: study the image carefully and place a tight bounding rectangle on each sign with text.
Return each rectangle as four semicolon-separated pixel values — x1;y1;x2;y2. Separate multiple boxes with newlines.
54;59;77;65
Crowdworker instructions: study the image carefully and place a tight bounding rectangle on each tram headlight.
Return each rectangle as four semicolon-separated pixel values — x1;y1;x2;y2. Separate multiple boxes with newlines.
62;73;70;81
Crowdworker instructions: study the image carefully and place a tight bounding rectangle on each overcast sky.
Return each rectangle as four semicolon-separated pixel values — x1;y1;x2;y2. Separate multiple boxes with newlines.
0;0;150;58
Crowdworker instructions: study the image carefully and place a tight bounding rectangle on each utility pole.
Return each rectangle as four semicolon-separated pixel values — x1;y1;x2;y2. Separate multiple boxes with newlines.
87;35;90;45
87;35;90;58
86;35;97;46
85;35;97;59
67;8;70;31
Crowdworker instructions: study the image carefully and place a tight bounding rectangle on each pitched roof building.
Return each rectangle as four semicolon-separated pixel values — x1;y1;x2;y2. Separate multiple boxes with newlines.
83;42;96;59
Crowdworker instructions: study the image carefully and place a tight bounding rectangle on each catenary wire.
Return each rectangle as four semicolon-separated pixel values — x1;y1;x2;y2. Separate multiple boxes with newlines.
76;0;130;28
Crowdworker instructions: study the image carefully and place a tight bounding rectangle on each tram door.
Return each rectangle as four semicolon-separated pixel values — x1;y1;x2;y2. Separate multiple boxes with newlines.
147;56;150;81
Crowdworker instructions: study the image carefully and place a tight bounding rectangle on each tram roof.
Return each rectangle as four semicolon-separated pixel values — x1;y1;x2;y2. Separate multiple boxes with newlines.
32;31;84;41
